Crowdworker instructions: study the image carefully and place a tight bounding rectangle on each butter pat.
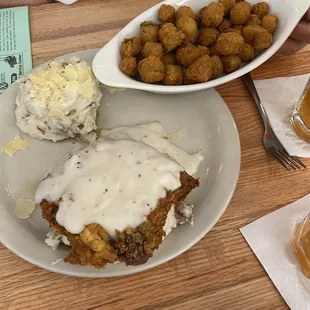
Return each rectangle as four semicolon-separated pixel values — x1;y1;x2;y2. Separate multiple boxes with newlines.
2;135;30;157
15;198;36;219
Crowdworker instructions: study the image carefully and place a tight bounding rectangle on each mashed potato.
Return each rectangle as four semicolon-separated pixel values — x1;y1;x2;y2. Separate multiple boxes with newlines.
15;57;102;142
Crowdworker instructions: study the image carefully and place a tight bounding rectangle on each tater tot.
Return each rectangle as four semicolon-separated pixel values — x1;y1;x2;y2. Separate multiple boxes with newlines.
215;32;244;55
221;55;241;73
120;37;142;58
238;43;254;62
201;3;225;28
242;24;266;45
162;53;176;65
176;17;199;43
211;55;224;79
158;4;175;23
219;0;236;16
230;2;252;25
197;27;219;46
186;55;213;82
138;56;165;83
197;45;210;56
140;21;159;45
253;31;273;50
120;57;138;77
230;24;244;34
142;42;164;58
175;6;199;23
159;23;186;52
218;18;232;33
176;44;203;68
210;44;221;56
163;65;183;85
252;2;269;19
246;14;261;26
261;14;278;33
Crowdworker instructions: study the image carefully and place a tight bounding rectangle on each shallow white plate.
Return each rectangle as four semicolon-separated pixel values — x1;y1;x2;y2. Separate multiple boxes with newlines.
93;0;310;94
0;49;240;277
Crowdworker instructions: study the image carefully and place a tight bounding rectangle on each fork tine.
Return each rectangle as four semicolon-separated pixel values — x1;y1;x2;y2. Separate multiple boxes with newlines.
276;151;297;170
271;150;291;171
293;157;307;169
280;149;307;169
278;150;300;170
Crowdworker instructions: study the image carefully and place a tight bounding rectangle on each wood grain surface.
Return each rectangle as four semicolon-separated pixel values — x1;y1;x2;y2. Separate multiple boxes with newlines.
1;1;310;309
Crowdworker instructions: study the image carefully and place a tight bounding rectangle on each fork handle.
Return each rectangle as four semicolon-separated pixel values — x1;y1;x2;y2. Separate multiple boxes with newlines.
242;73;269;130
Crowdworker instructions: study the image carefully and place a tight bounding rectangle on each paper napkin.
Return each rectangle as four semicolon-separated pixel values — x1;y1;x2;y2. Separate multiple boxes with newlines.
254;74;310;158
241;194;310;310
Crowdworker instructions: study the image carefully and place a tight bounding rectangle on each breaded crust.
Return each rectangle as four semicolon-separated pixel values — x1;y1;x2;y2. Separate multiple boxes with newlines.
41;171;199;269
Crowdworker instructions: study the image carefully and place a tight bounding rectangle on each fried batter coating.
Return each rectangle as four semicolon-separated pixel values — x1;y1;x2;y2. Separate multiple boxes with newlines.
253;31;273;50
218;18;232;33
41;201;118;269
41;171;199;268
230;24;244;34
181;67;193;85
162;53;176;65
114;172;199;265
201;3;225;28
221;55;241;73
261;14;278;33
211;55;224;79
219;0;236;16
138;56;165;83
238;43;254;62
186;55;213;82
176;16;199;43
252;2;269;19
163;65;183;85
159;23;186;52
197;45;210;56
175;6;199;23
140;21;159;45
120;57;138;77
142;42;164;59
210;44;221;56
230;2;252;25
242;24;266;45
176;44;203;68
215;32;244;55
197;27;219;46
158;4;175;23
245;14;261;26
120;37;142;58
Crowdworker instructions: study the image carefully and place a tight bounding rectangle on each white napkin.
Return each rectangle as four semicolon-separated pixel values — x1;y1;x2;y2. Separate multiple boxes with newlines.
254;74;310;158
240;194;310;310
57;0;78;4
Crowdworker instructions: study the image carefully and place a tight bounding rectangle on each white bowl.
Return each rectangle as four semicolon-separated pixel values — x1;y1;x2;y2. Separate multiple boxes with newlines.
93;0;310;94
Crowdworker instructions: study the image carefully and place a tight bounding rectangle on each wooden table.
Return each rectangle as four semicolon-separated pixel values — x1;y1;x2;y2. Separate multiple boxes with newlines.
1;1;310;309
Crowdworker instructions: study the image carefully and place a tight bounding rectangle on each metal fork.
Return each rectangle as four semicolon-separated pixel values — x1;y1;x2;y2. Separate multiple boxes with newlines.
242;73;306;171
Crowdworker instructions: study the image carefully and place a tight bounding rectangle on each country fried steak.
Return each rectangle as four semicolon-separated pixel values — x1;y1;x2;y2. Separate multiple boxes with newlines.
41;171;199;269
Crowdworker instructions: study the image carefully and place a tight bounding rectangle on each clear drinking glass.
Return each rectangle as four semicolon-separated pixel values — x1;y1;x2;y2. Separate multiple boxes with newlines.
292;213;310;278
291;77;310;142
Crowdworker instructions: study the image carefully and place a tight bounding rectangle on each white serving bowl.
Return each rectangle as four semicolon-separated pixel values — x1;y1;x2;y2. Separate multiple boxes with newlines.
93;0;310;94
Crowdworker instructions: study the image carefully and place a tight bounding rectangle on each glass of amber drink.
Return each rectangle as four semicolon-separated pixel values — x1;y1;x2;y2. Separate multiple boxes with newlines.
293;213;310;278
291;77;310;142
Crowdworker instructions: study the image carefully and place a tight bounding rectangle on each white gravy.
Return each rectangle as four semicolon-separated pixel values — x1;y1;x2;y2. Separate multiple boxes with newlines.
35;123;203;238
